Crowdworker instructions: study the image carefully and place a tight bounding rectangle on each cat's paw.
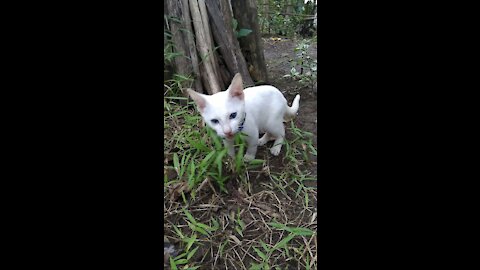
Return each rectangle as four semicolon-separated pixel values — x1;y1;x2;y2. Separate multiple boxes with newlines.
270;145;282;156
258;137;268;146
243;154;255;162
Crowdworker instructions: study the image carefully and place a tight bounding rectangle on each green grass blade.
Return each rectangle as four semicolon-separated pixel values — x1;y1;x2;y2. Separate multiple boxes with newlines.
187;246;199;260
253;247;267;261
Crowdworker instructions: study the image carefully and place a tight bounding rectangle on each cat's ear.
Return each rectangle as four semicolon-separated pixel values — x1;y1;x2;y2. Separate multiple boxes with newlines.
228;73;244;100
186;88;207;112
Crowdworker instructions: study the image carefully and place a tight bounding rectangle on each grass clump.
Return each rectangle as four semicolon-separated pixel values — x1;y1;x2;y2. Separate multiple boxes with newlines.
164;75;317;269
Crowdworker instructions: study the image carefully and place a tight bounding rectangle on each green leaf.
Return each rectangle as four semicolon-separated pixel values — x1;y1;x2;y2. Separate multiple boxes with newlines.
179;152;191;178
249;263;263;270
289;227;314;236
235;225;243;237
174;252;187;260
169;257;178;270
200;151;216;168
187;221;209;236
238;219;246;230
172;225;184;239
215;149;227;174
248;159;265;165
173;153;180;175
237;28;253;37
185;234;197;252
188;162;196;189
187;246;199;260
211;218;219;231
253;247;267;261
268;222;314;236
196;222;213;232
219;241;227;256
268;222;288;230
174;258;188;265
194;226;209;236
184;209;197;224
260;240;270;253
187;137;210;152
273;233;295;250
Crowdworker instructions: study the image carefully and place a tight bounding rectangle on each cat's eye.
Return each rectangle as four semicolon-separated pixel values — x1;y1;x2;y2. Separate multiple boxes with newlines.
211;119;219;124
229;112;237;119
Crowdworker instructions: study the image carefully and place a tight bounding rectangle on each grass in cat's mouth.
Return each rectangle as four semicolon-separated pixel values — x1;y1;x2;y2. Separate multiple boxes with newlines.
164;97;317;270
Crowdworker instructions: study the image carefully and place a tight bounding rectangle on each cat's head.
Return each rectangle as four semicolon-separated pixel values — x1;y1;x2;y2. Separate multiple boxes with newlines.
187;73;246;140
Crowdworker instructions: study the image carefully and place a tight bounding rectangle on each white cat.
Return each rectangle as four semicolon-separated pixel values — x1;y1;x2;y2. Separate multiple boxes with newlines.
187;73;300;162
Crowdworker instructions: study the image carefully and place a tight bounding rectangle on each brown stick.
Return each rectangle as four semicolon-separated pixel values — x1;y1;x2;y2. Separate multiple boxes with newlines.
231;0;268;83
198;0;224;90
165;0;193;95
204;0;254;87
189;0;221;94
180;0;203;93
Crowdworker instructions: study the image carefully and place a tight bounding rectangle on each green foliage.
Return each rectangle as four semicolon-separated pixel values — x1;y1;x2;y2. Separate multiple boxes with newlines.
164;15;184;66
233;18;253;38
283;38;317;89
169;213;222;269
165;94;265;195
258;0;316;37
249;222;315;270
170;223;203;269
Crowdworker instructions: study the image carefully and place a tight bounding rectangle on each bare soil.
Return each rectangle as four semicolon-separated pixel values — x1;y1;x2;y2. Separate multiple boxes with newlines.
255;36;317;184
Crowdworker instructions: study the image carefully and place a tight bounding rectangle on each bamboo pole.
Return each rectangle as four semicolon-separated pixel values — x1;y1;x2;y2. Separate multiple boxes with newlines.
180;0;203;93
189;0;221;94
204;0;254;86
198;0;224;89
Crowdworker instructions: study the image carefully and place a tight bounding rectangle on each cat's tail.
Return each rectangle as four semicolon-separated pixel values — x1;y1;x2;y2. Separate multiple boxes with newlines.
284;94;300;121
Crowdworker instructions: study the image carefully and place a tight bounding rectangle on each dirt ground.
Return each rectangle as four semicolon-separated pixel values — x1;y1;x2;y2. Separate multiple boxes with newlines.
256;36;317;184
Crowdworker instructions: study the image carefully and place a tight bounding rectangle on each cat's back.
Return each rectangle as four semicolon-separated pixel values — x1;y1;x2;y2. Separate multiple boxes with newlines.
243;85;287;121
243;85;286;103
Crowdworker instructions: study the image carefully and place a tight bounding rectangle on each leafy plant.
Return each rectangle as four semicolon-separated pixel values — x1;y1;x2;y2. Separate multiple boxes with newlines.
233;18;253;38
284;38;317;89
249;222;315;270
170;224;202;270
257;0;316;37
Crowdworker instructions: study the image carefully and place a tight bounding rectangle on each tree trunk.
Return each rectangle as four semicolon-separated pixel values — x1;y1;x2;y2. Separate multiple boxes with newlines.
231;0;268;84
180;0;203;93
285;0;293;22
204;0;254;87
198;0;225;90
165;0;193;92
165;0;264;93
262;0;268;33
189;0;221;94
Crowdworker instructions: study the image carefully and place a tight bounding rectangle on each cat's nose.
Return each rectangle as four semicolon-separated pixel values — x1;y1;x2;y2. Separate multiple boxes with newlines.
223;127;232;134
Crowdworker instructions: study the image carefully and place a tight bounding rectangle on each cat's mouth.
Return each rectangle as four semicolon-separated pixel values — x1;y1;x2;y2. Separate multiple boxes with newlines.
222;113;246;139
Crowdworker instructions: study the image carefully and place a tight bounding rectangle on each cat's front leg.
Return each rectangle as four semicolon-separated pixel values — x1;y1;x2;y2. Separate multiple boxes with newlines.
223;138;235;157
244;133;259;162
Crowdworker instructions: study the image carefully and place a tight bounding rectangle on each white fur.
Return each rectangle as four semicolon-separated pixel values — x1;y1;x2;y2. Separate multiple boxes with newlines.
187;73;300;162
